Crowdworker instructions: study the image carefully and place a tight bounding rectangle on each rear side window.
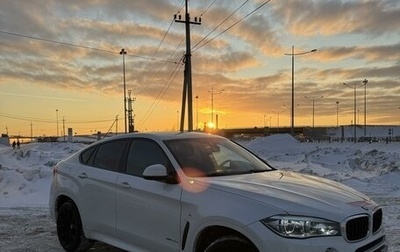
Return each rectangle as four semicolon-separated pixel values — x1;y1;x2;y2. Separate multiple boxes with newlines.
125;139;170;177
80;139;128;172
80;146;96;165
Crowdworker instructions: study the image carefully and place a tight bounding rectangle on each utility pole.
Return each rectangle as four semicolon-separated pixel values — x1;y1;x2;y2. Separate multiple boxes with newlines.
30;122;33;142
62;117;66;142
120;48;127;134
174;0;201;131
127;90;135;133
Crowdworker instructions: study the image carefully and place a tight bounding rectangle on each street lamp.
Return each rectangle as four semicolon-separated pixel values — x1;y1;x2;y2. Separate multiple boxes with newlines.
272;107;286;132
363;79;368;136
343;82;365;143
336;101;339;127
305;96;323;130
120;48;127;134
176;110;179;130
195;95;199;130
208;86;224;126
263;114;266;128
284;46;317;136
56;109;59;138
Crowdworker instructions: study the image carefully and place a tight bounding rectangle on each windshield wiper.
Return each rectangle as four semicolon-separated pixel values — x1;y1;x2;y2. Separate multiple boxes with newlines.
205;169;269;177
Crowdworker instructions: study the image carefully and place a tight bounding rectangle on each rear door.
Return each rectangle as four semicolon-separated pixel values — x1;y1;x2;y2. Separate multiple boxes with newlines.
77;139;129;237
115;138;181;251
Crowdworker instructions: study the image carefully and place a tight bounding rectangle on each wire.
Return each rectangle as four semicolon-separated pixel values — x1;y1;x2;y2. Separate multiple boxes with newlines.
0;112;114;124
193;0;272;53
0;30;177;64
200;0;218;16
192;0;250;51
132;1;188;122
154;18;175;58
137;57;184;128
137;0;221;128
0;113;55;123
0;30;115;54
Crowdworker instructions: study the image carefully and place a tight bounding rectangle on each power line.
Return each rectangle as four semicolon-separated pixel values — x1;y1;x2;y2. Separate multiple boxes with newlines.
137;58;184;128
173;0;216;58
132;2;189;124
0;112;114;124
200;0;218;16
0;30;115;54
0;113;55;123
0;30;177;64
193;0;272;53
192;0;250;51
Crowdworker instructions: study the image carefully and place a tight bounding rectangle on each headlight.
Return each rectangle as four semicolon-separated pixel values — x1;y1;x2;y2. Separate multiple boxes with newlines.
261;215;341;238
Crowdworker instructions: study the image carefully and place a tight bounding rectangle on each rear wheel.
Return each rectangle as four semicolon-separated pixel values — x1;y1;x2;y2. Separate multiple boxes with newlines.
57;201;92;251
204;235;258;252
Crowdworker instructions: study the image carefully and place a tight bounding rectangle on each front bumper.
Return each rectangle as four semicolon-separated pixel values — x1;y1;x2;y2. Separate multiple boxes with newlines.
247;221;387;252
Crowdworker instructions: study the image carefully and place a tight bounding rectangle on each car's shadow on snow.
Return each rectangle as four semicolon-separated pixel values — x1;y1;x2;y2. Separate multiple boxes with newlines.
0;207;125;251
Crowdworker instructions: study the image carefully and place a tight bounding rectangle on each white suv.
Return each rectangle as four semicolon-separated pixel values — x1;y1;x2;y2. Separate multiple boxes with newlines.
49;132;387;252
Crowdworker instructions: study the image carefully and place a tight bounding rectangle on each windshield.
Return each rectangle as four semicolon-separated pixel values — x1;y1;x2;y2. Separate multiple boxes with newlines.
164;137;273;177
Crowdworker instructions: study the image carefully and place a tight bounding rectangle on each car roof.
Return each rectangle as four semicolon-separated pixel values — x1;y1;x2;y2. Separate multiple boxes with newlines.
100;131;223;142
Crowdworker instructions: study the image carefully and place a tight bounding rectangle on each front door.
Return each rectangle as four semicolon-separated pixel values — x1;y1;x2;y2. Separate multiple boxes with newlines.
115;139;181;251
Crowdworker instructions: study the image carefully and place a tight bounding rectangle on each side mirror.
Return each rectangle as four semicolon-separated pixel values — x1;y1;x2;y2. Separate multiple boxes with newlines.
142;164;178;184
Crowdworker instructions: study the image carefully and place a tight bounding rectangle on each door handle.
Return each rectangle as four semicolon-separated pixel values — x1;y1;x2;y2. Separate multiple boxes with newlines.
119;181;132;189
78;173;88;179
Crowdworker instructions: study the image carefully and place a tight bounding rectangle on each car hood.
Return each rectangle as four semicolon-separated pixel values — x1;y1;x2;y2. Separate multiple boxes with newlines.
195;170;377;218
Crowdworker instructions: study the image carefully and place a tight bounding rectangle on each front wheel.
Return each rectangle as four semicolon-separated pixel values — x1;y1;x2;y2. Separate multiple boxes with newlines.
56;201;92;251
204;235;258;252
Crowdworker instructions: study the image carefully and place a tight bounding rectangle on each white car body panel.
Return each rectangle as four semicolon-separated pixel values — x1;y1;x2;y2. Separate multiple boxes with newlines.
49;132;387;252
115;173;181;251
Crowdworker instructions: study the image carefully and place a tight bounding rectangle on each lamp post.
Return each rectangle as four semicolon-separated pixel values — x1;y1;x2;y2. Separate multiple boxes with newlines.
176;110;179;130
336;101;339;127
263;114;266;128
272;107;286;133
56;109;59;138
120;48;127;134
284;46;317;136
208;86;224;126
343;82;365;143
195;95;199;130
305;96;323;130
363;79;368;136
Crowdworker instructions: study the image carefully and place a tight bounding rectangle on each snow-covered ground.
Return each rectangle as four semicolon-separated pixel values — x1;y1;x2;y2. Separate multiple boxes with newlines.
0;134;399;251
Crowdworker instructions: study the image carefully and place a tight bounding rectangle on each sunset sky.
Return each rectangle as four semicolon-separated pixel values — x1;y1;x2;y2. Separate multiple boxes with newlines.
1;0;400;137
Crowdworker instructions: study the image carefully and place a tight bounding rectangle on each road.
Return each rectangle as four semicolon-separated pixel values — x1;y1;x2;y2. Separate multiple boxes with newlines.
0;207;124;252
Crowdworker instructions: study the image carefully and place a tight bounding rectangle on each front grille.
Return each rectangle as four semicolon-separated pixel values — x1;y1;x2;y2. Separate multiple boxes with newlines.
346;216;369;241
345;208;383;242
373;209;383;233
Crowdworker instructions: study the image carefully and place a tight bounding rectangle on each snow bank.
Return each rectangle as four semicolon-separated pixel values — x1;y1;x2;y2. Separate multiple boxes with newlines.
0;142;86;207
0;136;399;250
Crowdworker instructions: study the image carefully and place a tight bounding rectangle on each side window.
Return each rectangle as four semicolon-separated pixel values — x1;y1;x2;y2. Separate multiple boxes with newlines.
92;140;128;172
80;145;96;165
125;139;169;177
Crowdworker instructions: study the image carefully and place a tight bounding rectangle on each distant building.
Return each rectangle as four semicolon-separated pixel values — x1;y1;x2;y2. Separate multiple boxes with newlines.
326;125;400;142
0;134;10;146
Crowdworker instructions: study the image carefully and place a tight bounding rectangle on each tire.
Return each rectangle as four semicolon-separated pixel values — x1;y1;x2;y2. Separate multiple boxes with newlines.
204;235;258;252
56;201;92;252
